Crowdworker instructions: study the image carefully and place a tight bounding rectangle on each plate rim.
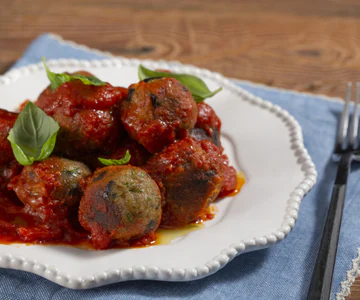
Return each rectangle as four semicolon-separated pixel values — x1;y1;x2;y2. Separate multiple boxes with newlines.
0;58;317;289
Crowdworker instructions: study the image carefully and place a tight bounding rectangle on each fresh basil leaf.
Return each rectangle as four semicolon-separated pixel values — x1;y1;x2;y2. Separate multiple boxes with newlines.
43;58;70;90
138;64;222;102
98;150;131;166
7;102;60;166
7;137;34;166
42;57;106;90
72;75;106;86
38;131;59;161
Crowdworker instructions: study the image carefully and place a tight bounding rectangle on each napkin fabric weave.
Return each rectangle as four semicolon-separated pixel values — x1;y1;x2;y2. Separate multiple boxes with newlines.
1;33;360;300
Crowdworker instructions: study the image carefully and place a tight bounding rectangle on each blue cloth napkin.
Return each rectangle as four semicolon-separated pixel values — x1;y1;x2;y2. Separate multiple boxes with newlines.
1;33;359;300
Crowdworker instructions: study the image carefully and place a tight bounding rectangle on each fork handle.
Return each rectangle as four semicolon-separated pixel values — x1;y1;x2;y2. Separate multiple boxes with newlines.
307;153;352;300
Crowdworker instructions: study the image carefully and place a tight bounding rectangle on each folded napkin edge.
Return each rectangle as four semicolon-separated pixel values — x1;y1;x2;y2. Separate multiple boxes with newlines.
338;248;360;299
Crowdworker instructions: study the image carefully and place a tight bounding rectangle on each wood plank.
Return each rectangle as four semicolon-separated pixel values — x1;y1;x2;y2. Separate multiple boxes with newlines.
1;0;360;98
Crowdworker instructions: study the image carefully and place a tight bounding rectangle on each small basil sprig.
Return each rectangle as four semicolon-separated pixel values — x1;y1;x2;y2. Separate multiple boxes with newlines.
98;150;131;166
7;102;60;166
138;64;222;103
42;57;106;91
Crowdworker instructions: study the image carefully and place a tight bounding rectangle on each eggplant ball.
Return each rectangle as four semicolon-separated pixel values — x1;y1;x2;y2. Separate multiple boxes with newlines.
191;102;222;148
8;156;91;220
218;154;237;198
120;78;198;153
100;136;151;167
80;135;151;171
78;165;162;249
36;77;127;157
0;160;22;190
0;109;18;166
145;137;224;228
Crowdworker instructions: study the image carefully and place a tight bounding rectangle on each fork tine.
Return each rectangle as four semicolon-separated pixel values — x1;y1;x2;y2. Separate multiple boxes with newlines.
336;82;352;150
349;82;360;148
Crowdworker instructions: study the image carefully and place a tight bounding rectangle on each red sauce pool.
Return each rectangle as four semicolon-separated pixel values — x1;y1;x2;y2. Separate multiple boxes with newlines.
0;173;245;249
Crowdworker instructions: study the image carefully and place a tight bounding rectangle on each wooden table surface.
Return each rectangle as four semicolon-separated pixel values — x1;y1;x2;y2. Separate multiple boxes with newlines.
1;0;360;298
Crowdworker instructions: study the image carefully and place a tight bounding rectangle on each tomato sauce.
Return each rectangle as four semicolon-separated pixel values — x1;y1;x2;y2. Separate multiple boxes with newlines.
229;172;246;197
0;194;158;249
0;73;244;250
0;195;85;245
0;172;245;249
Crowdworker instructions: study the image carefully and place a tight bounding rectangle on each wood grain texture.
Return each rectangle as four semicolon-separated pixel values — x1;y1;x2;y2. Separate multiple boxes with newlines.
1;0;360;298
2;0;360;98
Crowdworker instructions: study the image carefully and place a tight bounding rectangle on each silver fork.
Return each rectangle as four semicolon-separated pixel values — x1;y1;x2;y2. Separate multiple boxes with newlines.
307;82;360;300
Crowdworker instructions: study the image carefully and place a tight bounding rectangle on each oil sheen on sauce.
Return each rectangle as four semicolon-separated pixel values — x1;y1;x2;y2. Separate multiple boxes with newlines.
154;171;245;245
229;171;246;196
0;171;246;249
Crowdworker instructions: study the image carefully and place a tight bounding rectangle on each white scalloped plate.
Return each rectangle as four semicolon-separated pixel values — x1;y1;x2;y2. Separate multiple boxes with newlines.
0;58;317;289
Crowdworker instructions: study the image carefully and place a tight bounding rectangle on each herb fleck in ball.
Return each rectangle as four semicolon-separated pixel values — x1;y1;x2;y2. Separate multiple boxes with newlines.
120;77;198;153
79;165;162;249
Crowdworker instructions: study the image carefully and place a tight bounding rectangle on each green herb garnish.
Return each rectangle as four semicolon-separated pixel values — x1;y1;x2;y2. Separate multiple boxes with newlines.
42;57;106;91
138;64;222;103
7;102;60;166
98;150;131;166
126;213;133;223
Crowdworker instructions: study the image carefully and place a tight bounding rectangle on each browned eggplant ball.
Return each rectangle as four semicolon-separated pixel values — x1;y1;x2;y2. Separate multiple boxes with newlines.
36;76;127;157
80;135;151;171
0;160;22;189
120;78;198;153
8;156;91;220
191;102;222;148
100;136;151;167
0;109;18;166
78;165;162;249
218;154;237;198
145;137;224;228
